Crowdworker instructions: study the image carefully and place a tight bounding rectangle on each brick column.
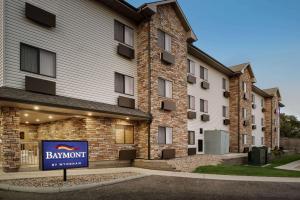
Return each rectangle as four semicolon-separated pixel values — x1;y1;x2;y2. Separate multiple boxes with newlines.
0;107;21;172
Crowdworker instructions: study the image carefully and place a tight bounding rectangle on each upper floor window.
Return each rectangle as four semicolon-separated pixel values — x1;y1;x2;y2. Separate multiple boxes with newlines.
242;81;247;93
252;94;255;103
222;78;228;90
261;118;264;126
242;108;247;120
158;30;171;52
158;126;172;144
158;78;172;98
200;99;208;113
115;124;134;144
261;137;264;145
20;43;56;78
222;106;229;118
114;20;134;47
261;98;265;107
200;66;208;81
243;134;247;145
187;59;195;75
188;131;195;145
252;136;255;145
252;115;255;124
188;95;195;110
115;72;134;95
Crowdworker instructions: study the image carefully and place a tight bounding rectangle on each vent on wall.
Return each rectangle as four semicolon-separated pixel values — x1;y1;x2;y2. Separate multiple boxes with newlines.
25;3;56;27
25;76;56;95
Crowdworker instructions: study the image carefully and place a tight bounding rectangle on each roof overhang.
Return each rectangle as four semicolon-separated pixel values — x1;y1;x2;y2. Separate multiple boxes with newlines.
252;85;273;98
0;87;150;121
188;44;235;76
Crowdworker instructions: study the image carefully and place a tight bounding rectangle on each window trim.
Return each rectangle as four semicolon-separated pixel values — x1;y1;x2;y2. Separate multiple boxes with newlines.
222;106;228;118
114;72;135;96
158;29;172;52
20;43;56;78
200;99;208;113
222;78;227;90
158;77;173;98
187;59;195;75
158;126;173;145
188;131;195;145
200;66;208;81
188;95;195;110
114;20;134;47
115;124;134;144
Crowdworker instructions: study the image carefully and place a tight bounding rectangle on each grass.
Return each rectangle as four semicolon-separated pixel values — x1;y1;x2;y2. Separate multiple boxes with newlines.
194;154;300;177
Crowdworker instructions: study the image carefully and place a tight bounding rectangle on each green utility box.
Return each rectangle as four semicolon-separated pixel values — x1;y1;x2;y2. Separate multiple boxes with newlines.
248;147;267;165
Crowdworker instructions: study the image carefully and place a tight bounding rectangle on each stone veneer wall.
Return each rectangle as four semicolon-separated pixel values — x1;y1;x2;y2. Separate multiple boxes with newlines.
264;95;280;149
19;117;147;161
137;4;188;159
229;67;253;152
0;107;21;172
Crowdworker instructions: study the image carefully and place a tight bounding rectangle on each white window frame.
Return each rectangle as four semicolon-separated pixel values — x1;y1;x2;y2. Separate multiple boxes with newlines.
188;95;195;110
252;136;255;145
158;30;172;52
200;66;208;81
222;78;228;90
242;81;247;93
252;94;255;103
261;137;264;145
115;72;134;96
261;98;264;107
200;99;208;113
252;115;255;124
261;118;264;126
187;59;195;75
243;134;247;145
242;108;247;120
222;106;229;118
188;131;195;145
158;126;173;145
158;78;172;98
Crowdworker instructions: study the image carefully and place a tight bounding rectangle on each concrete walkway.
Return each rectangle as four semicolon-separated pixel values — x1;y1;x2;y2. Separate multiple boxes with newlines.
276;160;300;171
1;167;300;183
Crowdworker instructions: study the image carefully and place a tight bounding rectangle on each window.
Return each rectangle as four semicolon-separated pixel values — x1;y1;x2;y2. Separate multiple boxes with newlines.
252;136;255;145
252;115;255;124
222;106;229;118
261;98;264;107
198;140;203;152
261;137;264;145
187;59;195;75
222;78;227;90
261;118;264;126
242;108;247;120
158;30;171;52
252;94;255;103
188;131;195;145
115;73;134;95
20;43;56;77
243;134;247;145
242;81;247;93
114;20;134;46
200;99;208;113
188;95;195;110
199;128;203;134
158;126;172;144
115;125;134;144
158;78;172;98
200;66;208;81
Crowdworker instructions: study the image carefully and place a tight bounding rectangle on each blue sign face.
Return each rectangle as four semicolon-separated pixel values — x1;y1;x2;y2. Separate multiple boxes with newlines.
41;140;89;171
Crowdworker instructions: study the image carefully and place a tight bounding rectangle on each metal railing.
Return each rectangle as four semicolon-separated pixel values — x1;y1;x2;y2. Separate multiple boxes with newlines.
20;141;39;166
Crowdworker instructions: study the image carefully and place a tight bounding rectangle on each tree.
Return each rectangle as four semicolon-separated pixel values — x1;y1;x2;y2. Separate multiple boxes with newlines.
280;113;300;138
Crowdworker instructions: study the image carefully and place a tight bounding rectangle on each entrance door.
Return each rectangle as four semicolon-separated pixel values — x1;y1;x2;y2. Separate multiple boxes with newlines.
198;139;203;153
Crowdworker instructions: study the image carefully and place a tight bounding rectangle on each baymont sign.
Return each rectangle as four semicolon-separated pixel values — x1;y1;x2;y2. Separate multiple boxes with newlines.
40;140;89;171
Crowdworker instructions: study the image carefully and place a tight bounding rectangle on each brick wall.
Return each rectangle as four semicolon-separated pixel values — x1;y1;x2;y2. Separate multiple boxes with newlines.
229;67;253;152
137;4;188;159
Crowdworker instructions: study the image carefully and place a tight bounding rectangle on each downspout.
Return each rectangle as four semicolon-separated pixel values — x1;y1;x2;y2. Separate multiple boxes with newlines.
147;20;152;160
237;76;241;153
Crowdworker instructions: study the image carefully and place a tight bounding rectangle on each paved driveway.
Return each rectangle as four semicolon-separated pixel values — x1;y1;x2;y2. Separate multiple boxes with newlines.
0;175;300;200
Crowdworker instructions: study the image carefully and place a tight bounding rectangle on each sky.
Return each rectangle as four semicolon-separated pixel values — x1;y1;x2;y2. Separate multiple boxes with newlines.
128;0;300;118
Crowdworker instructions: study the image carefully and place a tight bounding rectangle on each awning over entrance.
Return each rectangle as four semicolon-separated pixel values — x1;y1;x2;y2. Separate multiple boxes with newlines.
0;87;150;120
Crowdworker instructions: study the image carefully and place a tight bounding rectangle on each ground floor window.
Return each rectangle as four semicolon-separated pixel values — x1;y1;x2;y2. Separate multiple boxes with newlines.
261;137;264;145
188;131;195;145
243;134;247;145
198;140;203;152
115;125;134;144
158;126;172;144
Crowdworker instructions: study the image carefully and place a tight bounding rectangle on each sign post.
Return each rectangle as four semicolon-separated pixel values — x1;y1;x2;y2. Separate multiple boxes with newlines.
40;140;89;182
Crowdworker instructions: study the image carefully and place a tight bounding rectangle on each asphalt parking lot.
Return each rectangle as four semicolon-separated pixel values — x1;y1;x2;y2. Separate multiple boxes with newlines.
1;175;300;200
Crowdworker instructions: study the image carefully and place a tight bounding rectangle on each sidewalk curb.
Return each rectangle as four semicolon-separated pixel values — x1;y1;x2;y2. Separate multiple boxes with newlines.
0;174;149;193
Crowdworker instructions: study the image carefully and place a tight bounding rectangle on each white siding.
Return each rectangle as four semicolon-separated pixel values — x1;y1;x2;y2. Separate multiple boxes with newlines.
187;54;230;153
0;0;4;87
252;92;265;146
4;0;138;106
